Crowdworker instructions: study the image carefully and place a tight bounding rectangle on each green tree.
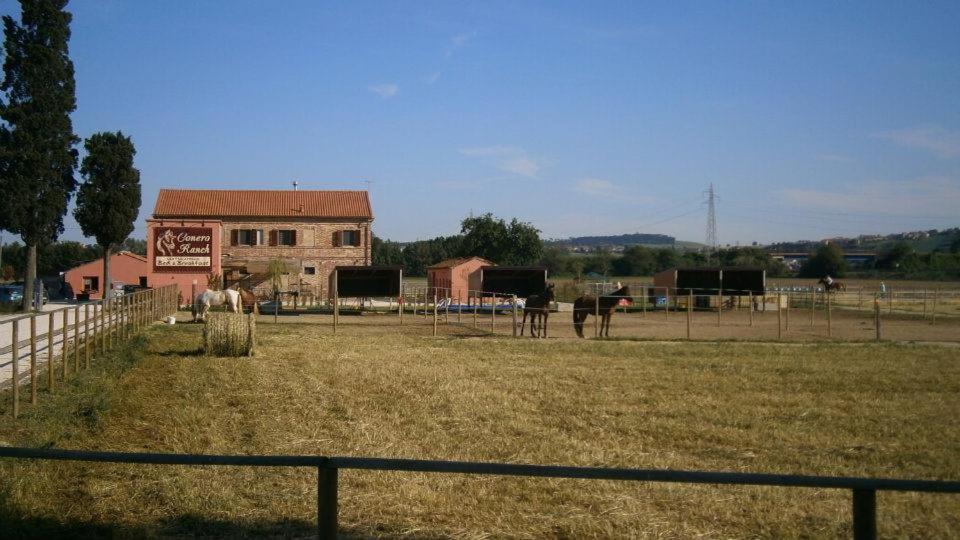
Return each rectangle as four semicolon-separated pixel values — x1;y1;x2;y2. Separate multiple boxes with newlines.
799;243;848;278
120;237;147;255
38;240;98;276
614;245;657;276
539;245;572;276
73;131;141;297
371;235;404;266
0;0;79;309
460;213;542;265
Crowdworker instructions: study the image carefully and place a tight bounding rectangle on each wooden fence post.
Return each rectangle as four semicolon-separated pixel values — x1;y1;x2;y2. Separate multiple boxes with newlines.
11;321;18;418
785;293;790;331
777;294;782;340
61;308;69;380
931;288;939;326
888;288;893;315
30;315;37;405
82;304;89;369
810;289;816;326
641;285;646;318
717;288;722;327
433;291;438;337
73;306;83;372
827;292;832;338
491;295;496;333
922;289;928;320
748;291;754;327
457;294;462;324
874;296;882;342
444;289;450;324
687;290;692;340
47;312;55;391
665;287;670;319
474;292;479;328
594;295;600;338
858;287;863;311
332;270;339;334
512;295;518;338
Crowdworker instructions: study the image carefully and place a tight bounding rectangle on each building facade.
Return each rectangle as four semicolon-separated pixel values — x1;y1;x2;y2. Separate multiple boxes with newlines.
427;257;492;301
146;189;373;303
62;251;148;300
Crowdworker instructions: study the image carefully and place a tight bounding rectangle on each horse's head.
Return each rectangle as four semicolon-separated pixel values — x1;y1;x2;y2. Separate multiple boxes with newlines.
544;282;556;302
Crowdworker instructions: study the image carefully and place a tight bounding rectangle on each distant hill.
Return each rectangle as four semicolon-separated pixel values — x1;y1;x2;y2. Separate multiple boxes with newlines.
546;233;677;249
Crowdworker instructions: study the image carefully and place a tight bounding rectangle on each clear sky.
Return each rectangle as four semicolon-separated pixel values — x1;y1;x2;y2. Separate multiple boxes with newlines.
2;0;959;245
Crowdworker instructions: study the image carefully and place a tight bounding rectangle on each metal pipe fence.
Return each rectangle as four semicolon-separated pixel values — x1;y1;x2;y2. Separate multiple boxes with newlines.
0;445;956;539
1;285;179;417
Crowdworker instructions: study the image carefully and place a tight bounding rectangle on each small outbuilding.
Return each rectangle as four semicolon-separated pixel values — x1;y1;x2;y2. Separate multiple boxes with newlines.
653;267;765;307
427;257;492;301
63;251;149;300
480;266;548;298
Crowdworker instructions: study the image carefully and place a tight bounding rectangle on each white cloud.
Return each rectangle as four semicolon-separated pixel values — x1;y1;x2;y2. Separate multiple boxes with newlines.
574;178;619;197
444;32;475;57
873;125;960;159
459;146;541;177
424;71;441;84
368;83;399;98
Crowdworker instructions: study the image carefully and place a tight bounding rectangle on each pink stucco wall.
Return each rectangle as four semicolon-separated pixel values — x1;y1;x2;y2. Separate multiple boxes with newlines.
63;252;148;300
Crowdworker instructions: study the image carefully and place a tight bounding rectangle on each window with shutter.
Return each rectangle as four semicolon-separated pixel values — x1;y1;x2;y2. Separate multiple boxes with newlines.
278;230;296;246
269;230;278;246
231;229;239;246
333;231;341;247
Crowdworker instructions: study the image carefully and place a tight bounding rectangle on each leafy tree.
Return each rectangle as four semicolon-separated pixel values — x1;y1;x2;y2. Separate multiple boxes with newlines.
73;131;141;297
539;245;572;276
614;245;657;276
0;0;79;309
876;241;919;271
460;213;542;265
371;235;404;266
950;233;960;254
38;240;98;276
120;237;147;255
799;243;848;278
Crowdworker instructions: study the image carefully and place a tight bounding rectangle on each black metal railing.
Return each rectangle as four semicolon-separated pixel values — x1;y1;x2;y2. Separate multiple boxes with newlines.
1;446;958;539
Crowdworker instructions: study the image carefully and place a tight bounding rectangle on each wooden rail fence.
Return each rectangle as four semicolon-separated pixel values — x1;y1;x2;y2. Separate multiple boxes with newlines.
2;284;179;417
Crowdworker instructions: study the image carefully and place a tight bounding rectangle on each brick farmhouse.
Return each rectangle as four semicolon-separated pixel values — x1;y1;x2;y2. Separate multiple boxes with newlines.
146;189;373;302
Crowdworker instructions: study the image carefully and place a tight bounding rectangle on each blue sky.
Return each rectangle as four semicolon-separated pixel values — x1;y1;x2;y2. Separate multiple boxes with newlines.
2;0;959;245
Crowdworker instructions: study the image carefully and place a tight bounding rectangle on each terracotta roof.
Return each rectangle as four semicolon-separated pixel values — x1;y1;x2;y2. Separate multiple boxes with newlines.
428;256;493;269
153;189;373;219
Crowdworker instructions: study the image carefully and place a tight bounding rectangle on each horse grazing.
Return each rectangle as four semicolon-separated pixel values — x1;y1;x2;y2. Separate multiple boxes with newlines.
193;289;241;322
573;283;632;338
817;278;846;293
521;283;556;338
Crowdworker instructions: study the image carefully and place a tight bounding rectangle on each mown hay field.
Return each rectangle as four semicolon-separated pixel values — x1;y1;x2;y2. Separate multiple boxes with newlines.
1;322;958;538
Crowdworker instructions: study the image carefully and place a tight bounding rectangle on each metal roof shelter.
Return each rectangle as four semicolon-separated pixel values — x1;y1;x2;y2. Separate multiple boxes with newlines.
479;266;548;298
330;266;403;297
653;267;766;295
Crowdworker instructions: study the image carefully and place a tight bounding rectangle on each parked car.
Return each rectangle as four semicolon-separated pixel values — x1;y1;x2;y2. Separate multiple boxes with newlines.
0;284;24;304
123;284;150;295
6;282;48;305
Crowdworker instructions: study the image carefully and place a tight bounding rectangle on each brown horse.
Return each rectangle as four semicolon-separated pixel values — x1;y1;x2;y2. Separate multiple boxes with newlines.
521;283;555;338
573;284;632;338
232;286;260;314
817;278;846;293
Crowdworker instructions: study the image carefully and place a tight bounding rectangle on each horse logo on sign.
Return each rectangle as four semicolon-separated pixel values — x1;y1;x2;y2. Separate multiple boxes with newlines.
152;227;214;272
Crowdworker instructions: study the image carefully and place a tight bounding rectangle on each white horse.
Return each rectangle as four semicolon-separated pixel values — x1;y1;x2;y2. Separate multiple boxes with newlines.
193;289;241;321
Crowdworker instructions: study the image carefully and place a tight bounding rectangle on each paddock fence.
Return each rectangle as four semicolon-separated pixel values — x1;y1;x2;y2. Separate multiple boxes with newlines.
233;279;960;343
1;284;179;418
0;446;957;539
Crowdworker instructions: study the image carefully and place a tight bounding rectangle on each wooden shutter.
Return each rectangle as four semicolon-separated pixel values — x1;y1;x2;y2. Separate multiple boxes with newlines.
231;229;239;246
291;230;297;246
333;231;341;247
269;230;278;246
353;231;361;246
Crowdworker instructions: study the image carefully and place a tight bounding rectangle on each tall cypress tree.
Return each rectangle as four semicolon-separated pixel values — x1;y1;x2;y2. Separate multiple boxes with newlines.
0;0;79;310
74;131;141;298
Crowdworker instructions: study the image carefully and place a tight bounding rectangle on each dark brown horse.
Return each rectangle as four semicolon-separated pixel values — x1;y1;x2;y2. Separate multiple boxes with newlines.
817;277;846;293
573;284;632;338
521;283;555;338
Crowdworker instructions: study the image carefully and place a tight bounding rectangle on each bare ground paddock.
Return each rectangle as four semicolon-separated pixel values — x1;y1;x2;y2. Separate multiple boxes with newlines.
1;319;958;538
257;304;960;343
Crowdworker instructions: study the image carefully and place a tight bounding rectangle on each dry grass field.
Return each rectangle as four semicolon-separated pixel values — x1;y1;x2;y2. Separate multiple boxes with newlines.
1;321;959;538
